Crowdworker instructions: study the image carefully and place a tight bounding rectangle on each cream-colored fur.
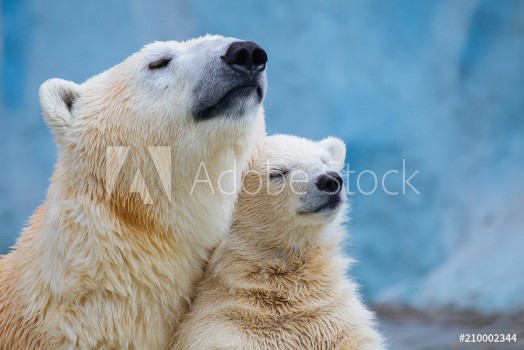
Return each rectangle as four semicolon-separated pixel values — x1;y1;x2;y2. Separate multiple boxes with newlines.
0;35;266;349
172;135;385;350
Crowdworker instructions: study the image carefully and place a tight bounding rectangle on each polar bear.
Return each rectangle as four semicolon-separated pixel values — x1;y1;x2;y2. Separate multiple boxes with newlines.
0;35;267;349
171;135;385;350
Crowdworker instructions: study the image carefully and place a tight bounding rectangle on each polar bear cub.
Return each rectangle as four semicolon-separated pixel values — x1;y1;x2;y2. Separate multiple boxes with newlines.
172;135;385;350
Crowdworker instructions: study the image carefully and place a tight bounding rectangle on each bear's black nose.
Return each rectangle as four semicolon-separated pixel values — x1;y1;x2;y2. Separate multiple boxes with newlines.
222;41;267;73
316;172;343;195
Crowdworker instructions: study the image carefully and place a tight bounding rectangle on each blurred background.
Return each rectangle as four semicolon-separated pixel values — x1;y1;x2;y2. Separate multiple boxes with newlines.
1;0;523;348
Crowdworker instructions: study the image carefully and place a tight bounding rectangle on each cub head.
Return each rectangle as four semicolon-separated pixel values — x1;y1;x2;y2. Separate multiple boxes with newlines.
235;135;347;242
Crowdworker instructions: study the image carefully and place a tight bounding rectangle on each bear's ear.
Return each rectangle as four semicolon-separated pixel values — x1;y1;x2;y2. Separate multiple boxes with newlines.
320;137;346;165
39;78;81;143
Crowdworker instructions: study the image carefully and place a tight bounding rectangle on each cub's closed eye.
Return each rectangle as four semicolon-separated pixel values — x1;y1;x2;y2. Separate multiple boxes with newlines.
148;58;172;70
269;169;289;181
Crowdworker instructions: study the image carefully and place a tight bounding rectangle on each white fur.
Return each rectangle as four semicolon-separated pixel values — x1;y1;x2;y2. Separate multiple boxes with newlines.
0;35;265;349
172;135;385;349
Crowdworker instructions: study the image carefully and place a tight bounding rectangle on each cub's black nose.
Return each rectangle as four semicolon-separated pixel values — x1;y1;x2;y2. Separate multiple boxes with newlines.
222;41;267;73
316;172;343;195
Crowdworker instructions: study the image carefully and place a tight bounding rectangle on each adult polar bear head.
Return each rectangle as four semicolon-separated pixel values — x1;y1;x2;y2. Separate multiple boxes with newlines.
0;35;267;349
39;35;267;236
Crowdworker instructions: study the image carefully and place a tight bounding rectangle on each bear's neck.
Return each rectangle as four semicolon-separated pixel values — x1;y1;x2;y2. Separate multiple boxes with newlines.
37;111;264;293
51;111;264;242
210;221;349;296
230;220;332;259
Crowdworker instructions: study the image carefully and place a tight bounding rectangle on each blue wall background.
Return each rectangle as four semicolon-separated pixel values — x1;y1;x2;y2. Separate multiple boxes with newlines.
1;0;523;314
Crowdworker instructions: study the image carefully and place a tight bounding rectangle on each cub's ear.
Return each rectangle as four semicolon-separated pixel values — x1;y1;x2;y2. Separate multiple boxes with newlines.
320;137;346;166
39;78;81;143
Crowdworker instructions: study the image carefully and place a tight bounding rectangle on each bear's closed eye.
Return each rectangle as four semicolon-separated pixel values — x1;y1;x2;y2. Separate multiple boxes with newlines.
148;58;172;70
269;168;289;181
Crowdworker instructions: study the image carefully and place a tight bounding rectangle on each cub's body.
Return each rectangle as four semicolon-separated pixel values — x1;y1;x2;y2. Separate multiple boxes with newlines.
173;135;384;350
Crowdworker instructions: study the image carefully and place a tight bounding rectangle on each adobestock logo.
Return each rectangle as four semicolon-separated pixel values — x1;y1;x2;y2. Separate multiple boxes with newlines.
105;146;172;204
346;159;420;196
104;146;421;205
